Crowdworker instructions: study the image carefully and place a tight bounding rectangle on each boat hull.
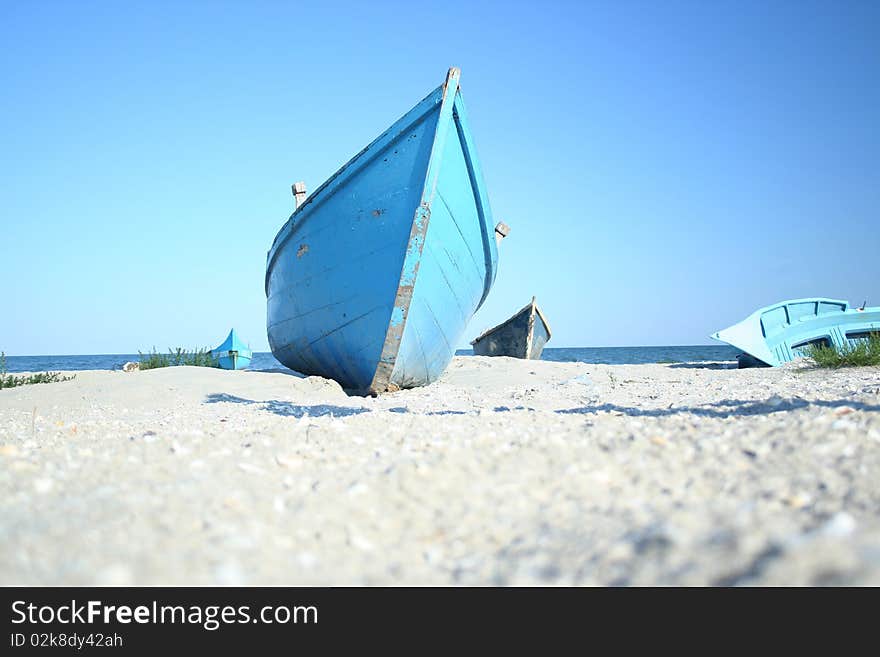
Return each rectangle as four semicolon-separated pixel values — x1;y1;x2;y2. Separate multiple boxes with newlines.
266;69;498;393
711;298;880;367
216;351;252;370
471;298;551;359
211;329;252;370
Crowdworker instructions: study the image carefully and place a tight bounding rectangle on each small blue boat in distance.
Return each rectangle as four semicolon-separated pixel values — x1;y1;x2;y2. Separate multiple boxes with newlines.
711;298;880;367
211;329;252;370
266;67;507;393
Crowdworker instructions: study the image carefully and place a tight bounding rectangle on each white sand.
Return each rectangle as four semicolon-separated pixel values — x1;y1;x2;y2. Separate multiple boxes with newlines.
2;357;879;585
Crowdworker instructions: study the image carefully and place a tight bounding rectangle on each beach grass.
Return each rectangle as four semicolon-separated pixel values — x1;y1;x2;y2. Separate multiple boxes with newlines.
0;352;76;389
138;347;219;370
802;333;880;368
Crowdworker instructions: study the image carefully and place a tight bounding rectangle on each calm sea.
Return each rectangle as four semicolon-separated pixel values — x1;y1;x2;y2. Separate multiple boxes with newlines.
3;346;739;373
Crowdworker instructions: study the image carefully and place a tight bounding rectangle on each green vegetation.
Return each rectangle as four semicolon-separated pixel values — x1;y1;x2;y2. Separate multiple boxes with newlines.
802;333;880;368
138;347;219;370
0;352;75;389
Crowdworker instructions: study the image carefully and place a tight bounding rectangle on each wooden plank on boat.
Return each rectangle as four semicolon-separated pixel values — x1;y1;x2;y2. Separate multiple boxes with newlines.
292;181;307;209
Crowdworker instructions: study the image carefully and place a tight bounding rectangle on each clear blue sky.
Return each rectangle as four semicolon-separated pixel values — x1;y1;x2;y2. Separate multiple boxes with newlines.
2;0;878;355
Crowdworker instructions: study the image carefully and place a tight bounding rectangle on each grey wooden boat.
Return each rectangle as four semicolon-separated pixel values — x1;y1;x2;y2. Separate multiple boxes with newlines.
471;297;551;359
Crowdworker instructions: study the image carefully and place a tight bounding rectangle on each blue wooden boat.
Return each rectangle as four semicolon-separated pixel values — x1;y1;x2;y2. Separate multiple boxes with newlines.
265;68;506;393
471;297;551;359
711;298;880;367
211;329;252;370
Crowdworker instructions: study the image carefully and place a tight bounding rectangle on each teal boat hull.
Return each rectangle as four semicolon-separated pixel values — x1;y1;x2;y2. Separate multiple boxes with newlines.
265;68;499;393
217;353;252;370
211;328;253;370
711;298;880;367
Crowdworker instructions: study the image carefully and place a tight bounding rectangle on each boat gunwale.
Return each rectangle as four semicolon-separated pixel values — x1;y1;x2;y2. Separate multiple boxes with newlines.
448;91;499;313
712;297;858;341
720;297;851;329
212;349;253;358
264;85;446;295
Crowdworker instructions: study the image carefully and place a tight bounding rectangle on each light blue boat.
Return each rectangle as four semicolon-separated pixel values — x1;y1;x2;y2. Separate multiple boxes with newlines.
711;298;880;367
211;328;252;370
265;68;505;393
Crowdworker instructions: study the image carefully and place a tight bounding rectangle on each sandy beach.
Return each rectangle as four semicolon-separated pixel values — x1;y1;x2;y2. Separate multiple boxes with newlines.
2;357;879;586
